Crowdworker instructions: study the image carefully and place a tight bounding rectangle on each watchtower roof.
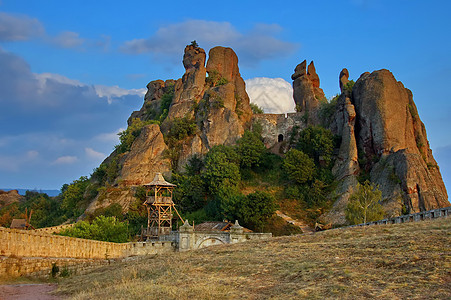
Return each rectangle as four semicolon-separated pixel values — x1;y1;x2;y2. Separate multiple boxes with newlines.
143;172;176;187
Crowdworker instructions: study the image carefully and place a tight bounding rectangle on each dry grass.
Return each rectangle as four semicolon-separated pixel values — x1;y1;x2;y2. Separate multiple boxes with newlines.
56;218;451;299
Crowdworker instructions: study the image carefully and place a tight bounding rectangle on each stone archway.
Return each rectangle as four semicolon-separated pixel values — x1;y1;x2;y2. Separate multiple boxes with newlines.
278;134;284;142
196;237;226;249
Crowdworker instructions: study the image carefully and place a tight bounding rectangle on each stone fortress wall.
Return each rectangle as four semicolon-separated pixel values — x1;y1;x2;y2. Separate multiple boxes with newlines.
252;113;305;149
0;222;271;278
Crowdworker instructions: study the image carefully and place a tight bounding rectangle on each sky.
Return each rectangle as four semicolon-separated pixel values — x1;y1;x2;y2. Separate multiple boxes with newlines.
0;0;450;195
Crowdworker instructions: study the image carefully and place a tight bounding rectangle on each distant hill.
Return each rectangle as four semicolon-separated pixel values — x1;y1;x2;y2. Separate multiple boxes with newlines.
0;188;60;197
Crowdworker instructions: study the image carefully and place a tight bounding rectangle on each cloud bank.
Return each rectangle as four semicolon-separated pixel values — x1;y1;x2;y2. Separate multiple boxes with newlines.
0;48;144;188
121;20;298;65
245;77;295;114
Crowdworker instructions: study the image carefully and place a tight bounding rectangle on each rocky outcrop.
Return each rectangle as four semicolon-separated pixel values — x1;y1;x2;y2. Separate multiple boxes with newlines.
352;69;448;212
89;45;253;208
339;68;349;93
198;46;252;148
325;69;449;224
165;45;207;122
0;190;23;208
117;124;171;185
291;60;326;116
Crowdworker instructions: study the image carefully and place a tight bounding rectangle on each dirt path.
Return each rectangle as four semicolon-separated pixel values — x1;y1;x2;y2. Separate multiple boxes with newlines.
0;284;60;300
275;210;315;233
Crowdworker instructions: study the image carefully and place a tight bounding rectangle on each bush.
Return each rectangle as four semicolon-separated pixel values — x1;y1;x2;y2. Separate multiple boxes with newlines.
59;215;129;243
115;118;156;154
296;125;334;166
250;103;264;114
202;145;241;196
166;117;197;141
345;181;385;225
237;130;266;169
283;149;316;185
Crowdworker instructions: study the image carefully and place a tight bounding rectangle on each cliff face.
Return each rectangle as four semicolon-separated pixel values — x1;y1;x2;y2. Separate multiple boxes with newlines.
325;69;449;224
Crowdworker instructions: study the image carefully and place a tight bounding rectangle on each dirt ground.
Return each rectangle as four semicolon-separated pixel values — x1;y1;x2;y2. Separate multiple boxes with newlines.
0;284;60;300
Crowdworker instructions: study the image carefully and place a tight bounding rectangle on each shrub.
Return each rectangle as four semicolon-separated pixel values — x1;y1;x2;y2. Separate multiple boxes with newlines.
345;181;385;225
283;149;316;185
250;103;264;114
237;130;266;169
115;118;156;154
296;125;334;166
166;117;197;141
59;215;129;243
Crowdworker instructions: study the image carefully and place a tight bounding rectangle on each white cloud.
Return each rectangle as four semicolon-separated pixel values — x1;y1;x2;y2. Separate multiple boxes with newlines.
245;77;295;114
52;156;78;165
0;150;39;171
0;12;44;41
85;147;105;160
120;20;298;65
50;31;84;48
94;85;146;104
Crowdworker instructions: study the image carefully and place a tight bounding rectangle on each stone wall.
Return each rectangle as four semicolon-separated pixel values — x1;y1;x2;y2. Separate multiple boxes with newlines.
176;222;272;251
32;223;75;234
353;206;450;227
253;113;305;149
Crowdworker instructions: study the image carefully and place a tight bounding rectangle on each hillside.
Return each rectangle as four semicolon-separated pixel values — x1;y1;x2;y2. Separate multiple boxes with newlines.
55;217;451;299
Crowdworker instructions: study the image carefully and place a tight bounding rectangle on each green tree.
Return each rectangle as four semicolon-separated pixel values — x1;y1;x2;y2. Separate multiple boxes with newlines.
240;191;277;232
283;149;316;184
345;181;385;225
59;215;129;243
250;103;264;114
296;125;334;166
237;130;266;169
61;176;90;218
202;145;240;196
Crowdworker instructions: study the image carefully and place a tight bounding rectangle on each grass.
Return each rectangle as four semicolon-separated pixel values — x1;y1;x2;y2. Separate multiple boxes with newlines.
54;217;451;299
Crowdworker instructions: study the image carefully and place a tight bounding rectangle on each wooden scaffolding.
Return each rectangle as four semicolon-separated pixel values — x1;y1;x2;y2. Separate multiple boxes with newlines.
142;173;183;239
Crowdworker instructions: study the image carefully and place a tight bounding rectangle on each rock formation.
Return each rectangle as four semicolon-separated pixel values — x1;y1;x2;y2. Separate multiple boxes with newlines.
291;60;326;115
86;45;252;213
325;69;449;224
84;45;448;225
339;68;349;93
0;190;23;208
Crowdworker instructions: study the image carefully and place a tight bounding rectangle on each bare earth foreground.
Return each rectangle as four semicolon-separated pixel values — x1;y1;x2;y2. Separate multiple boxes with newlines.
50;217;450;299
0;283;59;300
4;217;450;299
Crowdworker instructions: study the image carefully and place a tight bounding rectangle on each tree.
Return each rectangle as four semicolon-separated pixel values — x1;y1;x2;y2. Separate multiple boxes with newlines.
250;103;264;114
283;149;316;184
59;215;129;243
239;191;277;232
345;181;385;225
296;125;334;166
61;176;90;218
237;130;266;169
202;145;240;196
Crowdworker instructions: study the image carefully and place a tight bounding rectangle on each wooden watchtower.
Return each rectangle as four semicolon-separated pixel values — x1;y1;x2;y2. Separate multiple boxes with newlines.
142;173;183;239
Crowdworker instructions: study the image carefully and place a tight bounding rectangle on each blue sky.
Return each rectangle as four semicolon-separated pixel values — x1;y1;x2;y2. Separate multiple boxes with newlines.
0;0;450;195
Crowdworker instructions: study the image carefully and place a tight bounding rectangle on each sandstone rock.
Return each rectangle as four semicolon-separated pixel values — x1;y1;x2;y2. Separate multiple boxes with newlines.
352;69;448;213
291;60;325;121
324;94;360;224
118;124;171;185
164;45;207;123
0;190;23;208
339;68;349;93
